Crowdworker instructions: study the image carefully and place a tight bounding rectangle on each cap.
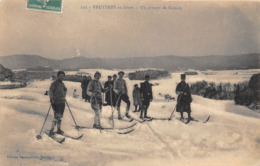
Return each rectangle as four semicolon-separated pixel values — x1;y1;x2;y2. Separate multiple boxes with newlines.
118;71;124;75
145;75;150;79
57;71;65;76
94;71;101;77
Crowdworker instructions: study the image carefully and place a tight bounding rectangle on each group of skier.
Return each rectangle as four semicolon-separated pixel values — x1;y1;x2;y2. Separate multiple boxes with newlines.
48;70;193;136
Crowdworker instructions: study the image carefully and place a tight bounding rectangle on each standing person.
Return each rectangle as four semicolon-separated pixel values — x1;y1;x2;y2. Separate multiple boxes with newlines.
140;75;153;119
49;71;67;136
113;71;131;119
104;76;113;106
81;76;88;100
87;71;108;129
175;74;193;121
132;84;141;112
85;76;92;102
111;74;117;106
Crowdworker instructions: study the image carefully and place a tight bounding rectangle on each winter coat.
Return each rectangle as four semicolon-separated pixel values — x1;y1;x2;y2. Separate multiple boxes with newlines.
175;81;192;113
140;81;153;101
133;87;141;106
49;80;67;104
87;80;105;104
104;80;113;104
113;78;128;95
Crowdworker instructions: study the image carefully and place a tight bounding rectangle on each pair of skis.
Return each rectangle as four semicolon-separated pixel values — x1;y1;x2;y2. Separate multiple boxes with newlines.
74;122;137;135
175;115;211;124
44;130;84;144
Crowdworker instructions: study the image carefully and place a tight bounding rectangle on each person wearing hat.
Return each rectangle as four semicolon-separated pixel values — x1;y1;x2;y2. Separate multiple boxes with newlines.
111;74;118;106
48;71;67;136
176;74;193;121
132;84;142;112
113;71;131;119
140;75;153;119
104;76;113;106
81;76;88;100
87;71;109;129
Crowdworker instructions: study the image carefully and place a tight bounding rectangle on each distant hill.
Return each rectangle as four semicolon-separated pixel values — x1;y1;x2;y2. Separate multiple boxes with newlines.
0;53;259;71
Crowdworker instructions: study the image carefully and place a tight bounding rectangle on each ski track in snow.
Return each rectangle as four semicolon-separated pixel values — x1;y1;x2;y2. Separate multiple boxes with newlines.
0;69;260;166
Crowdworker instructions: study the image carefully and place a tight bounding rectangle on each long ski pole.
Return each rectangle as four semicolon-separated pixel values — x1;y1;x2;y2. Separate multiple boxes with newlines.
168;94;183;120
110;87;115;128
65;100;79;128
36;104;52;139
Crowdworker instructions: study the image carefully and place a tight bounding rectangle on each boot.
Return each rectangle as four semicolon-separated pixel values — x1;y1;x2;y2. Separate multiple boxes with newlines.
144;109;150;119
188;112;194;121
49;129;55;137
56;119;64;134
125;113;131;119
57;129;64;135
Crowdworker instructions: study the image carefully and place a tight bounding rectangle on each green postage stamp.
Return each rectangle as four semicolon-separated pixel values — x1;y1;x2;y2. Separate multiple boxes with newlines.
27;0;62;13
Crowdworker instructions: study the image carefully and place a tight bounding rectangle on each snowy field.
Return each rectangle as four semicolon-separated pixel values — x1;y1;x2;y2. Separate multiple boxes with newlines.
0;69;260;166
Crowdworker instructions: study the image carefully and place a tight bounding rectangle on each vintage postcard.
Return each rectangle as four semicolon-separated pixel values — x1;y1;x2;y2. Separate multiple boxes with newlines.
0;0;259;166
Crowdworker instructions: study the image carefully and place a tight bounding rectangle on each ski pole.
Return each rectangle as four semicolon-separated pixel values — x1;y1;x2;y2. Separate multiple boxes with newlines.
110;87;115;128
65;100;79;128
36;104;52;139
168;94;183;120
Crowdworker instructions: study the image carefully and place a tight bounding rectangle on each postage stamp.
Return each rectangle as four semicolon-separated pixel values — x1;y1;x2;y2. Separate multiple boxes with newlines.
27;0;62;13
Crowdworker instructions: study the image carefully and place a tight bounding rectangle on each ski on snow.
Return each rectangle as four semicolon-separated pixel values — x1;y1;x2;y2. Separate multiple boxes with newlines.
74;123;137;134
46;130;83;140
185;115;211;123
75;123;137;131
43;131;65;144
56;132;84;140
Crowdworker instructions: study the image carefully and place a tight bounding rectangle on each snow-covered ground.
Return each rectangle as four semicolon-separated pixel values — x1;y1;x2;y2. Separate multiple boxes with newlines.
0;69;259;166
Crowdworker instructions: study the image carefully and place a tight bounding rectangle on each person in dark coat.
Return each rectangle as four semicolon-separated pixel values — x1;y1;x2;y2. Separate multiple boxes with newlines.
85;76;92;102
175;74;193;121
111;74;117;107
81;76;88;100
140;75;153;119
104;76;113;106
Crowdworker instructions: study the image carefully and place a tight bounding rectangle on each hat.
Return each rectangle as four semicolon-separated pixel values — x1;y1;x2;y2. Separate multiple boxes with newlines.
113;74;117;77
57;71;65;76
118;71;124;75
145;75;150;79
94;71;101;77
181;74;186;79
108;76;112;78
134;84;138;87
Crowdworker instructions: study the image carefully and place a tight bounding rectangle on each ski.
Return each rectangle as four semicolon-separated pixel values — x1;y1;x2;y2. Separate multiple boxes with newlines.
115;117;134;122
184;115;211;123
117;128;135;134
46;130;83;140
150;117;171;121
56;133;84;140
175;117;190;124
74;123;137;131
43;131;65;144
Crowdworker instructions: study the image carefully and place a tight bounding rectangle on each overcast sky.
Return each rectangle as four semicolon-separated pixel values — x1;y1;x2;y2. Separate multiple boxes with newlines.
0;0;259;59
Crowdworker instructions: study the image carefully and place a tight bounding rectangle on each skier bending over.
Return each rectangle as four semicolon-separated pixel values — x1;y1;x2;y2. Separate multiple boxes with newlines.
49;71;67;136
175;74;193;121
140;75;153;119
87;71;109;129
113;71;131;119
